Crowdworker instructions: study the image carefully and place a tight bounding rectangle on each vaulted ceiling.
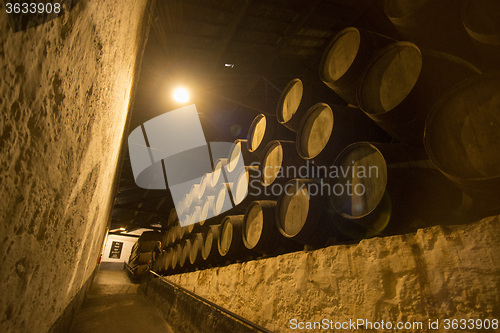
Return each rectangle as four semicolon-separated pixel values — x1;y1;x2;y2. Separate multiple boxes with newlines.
109;0;397;232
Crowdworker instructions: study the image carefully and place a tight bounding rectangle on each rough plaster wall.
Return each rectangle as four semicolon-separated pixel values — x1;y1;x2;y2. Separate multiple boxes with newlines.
168;216;500;332
0;1;149;332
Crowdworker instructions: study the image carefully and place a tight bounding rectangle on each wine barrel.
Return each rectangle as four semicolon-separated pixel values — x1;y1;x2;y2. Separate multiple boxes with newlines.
197;172;213;199
275;78;345;132
276;178;343;247
199;195;216;226
462;0;500;70
319;27;395;105
243;200;301;255
187;206;203;233
171;243;182;271
201;225;221;265
161;231;169;248
260;140;307;187
329;142;464;238
227;139;259;174
210;158;229;189
384;0;475;60
160;251;171;274
218;215;252;260
214;183;235;216
179;239;192;269
166;208;178;226
357;42;481;145
424;73;500;209
189;233;204;266
247;114;294;158
229;166;266;207
296;103;388;166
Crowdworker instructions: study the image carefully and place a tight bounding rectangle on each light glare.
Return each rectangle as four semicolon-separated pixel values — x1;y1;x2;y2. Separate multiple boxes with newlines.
173;87;190;103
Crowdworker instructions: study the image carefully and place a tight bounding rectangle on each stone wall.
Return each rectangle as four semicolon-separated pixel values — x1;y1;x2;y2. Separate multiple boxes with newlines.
167;216;500;332
0;1;150;332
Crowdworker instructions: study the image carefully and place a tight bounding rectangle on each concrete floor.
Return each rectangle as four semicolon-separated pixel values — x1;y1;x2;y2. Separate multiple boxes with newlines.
70;268;173;333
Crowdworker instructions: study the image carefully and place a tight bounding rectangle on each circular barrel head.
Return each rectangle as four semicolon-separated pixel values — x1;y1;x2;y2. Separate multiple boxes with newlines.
358;42;422;115
297;103;334;159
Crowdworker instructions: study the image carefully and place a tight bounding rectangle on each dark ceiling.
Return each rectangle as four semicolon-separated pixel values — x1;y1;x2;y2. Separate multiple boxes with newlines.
109;0;398;232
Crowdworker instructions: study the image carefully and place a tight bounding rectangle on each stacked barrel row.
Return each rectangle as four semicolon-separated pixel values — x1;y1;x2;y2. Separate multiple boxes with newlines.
156;13;500;274
127;231;163;280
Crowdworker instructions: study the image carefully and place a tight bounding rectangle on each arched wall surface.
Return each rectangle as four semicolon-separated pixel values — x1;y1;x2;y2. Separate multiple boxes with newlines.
0;1;151;331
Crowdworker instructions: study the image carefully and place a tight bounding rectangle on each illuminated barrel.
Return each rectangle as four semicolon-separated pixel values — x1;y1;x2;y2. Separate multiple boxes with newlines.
198;172;214;199
329;142;464;238
296;103;388;166
218;215;253;260
186;206;203;234
179;238;192;270
276;78;344;132
189;233;204;266
229;166;268;207
227;139;259;174
425;73;500;211
260;140;308;187
357;42;481;145
243;200;301;255
247;114;294;158
211;158;229;188
276;179;343;247
319;27;395;105
171;243;182;271
202;224;222;264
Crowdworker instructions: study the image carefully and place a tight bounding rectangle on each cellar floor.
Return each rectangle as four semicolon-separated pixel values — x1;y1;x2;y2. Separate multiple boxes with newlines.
70;268;173;333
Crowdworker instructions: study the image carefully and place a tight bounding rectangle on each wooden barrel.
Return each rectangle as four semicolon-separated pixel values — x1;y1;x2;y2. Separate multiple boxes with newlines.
260;140;307;186
247;114;293;158
162;230;171;248
384;0;475;61
424;73;500;208
357;42;481;145
166;208;178;226
229;166;264;207
227;139;259;173
187;206;203;233
189;233;204;266
187;183;203;210
201;224;221;262
276;178;343;247
211;158;229;188
319;27;395;106
179;239;192;269
214;183;234;216
199;195;216;226
275;78;345;132
329;142;464;238
296;103;388;166
171;243;182;271
160;251;171;274
198;172;214;199
462;0;500;70
243;200;301;255
218;215;252;260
